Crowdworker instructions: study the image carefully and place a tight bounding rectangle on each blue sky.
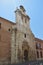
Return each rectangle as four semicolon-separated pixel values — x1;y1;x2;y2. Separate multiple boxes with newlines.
0;0;43;39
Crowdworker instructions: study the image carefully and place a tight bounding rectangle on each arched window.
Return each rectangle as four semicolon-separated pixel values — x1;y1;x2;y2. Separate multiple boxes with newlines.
37;51;39;58
24;34;26;38
40;51;42;58
0;23;1;29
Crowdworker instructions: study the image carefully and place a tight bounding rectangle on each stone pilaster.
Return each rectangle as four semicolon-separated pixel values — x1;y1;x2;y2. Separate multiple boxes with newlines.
11;29;16;64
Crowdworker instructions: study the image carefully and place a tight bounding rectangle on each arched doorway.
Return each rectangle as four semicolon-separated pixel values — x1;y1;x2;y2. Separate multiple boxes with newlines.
24;50;28;61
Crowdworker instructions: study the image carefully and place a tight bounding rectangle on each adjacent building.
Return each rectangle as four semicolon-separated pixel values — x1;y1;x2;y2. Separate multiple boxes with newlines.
35;38;43;60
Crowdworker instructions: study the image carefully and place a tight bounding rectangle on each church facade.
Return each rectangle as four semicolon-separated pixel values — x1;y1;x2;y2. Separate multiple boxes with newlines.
11;6;36;63
0;6;43;64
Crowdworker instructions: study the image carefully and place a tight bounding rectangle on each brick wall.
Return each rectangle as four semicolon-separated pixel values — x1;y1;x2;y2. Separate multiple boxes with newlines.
0;17;15;62
35;38;43;60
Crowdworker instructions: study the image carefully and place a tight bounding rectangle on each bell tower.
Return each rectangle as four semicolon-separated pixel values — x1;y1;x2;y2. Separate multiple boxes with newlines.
15;5;30;30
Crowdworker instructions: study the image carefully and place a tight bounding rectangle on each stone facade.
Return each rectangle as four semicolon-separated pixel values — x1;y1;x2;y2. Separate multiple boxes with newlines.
11;6;36;63
0;6;43;64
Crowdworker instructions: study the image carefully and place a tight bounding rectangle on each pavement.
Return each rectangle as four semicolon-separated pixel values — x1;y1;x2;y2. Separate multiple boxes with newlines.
0;60;43;65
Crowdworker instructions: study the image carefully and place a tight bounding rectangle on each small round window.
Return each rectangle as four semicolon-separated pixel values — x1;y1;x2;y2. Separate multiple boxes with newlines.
8;29;11;31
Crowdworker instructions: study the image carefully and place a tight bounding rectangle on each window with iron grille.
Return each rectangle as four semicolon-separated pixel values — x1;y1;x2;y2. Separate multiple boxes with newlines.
0;23;1;29
37;51;39;58
40;51;42;58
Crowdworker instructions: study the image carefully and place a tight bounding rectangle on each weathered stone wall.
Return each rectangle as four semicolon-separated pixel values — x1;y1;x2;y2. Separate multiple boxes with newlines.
11;6;36;63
